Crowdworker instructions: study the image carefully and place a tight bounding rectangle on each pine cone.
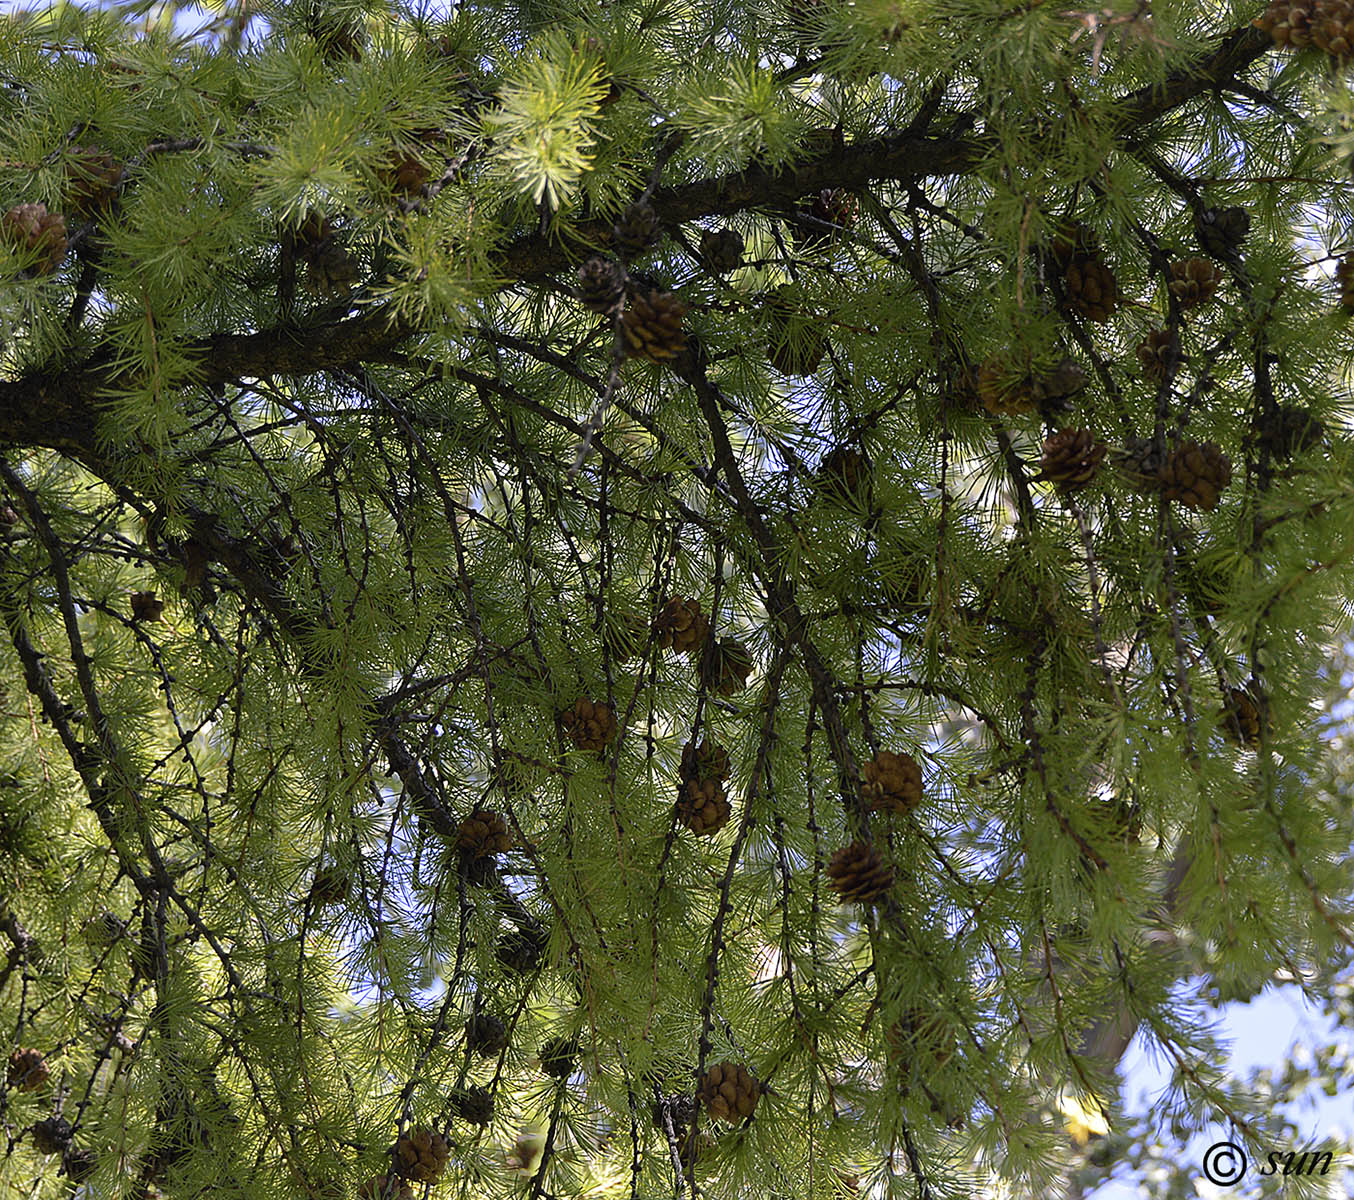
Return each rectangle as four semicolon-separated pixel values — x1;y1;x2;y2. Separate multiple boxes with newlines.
63;1146;97;1183
977;358;1035;417
1063;252;1119;321
577;256;626;315
816;446;870;506
1038;428;1107;490
3;204;68;275
1312;0;1354;56
465;1013;508;1057
621;289;687;362
826;841;894;904
697;1061;760;1124
539;1037;578;1079
604;610;649;663
383;152;429;197
1160;439;1232;510
767;287;829;376
31;1115;73;1155
495;925;547;973
1030;357;1088;408
358;1174;414;1200
1046;218;1099;271
66;146;122;216
456;808;512;857
701;638;754;696
613;199;659;257
1262;405;1325;460
1116;436;1166;494
676;777;732;835
797;187;858;245
1256;0;1316;47
1167;258;1223;309
1135;328;1183;381
562;697;617;751
449;1085;494;1126
681;740;731;783
393;1127;450;1183
1195;206;1250;258
861;751;923;815
130;592;164;623
654;597;709;655
1222;686;1264;747
308;864;350;907
7;1047;49;1092
1338;254;1354;313
699;228;744;273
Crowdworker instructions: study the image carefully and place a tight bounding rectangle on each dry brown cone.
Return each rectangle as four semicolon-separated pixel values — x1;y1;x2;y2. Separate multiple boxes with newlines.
308;864;350;907
1063;252;1119;321
562;698;617;751
1195;206;1251;258
861;750;923;815
1038;428;1107;490
1160;439;1232;510
1167;257;1223;309
702;638;754;696
1311;0;1354;56
1221;686;1264;748
66;146;122;217
1338;254;1354;313
1260;405;1326;461
3;204;68;275
676;777;732;835
621;289;687;362
130;592;164;623
383;152;430;197
826;841;894;904
700;228;744;273
977;358;1035;417
31;1116;73;1156
393;1128;451;1183
1255;0;1316;47
697;1061;761;1124
455;808;512;857
681;739;731;783
577;256;626;315
613;199;659;257
449;1084;494;1125
495;925;547;973
1135;329;1180;380
654;597;709;655
1115;436;1167;495
465;1013;508;1057
358;1174;414;1200
539;1036;578;1079
7;1047;49;1092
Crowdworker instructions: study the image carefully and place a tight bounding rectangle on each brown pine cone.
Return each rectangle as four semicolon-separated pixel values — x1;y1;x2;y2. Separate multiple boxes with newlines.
621;289;687;362
31;1115;73;1155
1195;206;1250;258
816;446;870;505
702;638;754;696
3;204;68;275
1261;405;1325;460
577;256;626;315
455;808;512;857
1167;258;1223;309
1221;686;1264;747
654;597;709;655
676;777;732;835
613;199;659;257
539;1036;578;1079
1063;252;1119;321
7;1047;49;1092
1038;428;1107;490
700;228;744;273
495;925;547;973
66;146;122;216
1135;329;1180;380
383;152;429;197
1337;254;1354;313
1256;0;1316;46
697;1061;760;1124
1312;0;1354;57
449;1085;494;1126
1046;218;1099;271
826;841;894;904
130;592;164;623
465;1013;508;1057
977;358;1035;417
1160;439;1232;510
562;697;616;751
393;1127;450;1183
358;1174;414;1200
1030;357;1088;408
797;187;857;245
861;751;923;815
1115;436;1166;494
681;740;731;783
308;864;350;907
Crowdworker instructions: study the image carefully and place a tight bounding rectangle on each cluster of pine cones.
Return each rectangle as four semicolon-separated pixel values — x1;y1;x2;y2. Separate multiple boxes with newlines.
1256;0;1354;60
676;738;733;835
359;1123;450;1199
651;596;755;697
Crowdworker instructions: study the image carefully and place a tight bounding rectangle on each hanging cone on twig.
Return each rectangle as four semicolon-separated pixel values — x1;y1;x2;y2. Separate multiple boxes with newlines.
32;1116;73;1155
1160;439;1232;510
861;751;923;815
562;698;617;751
826;841;894;904
1038;428;1107;490
577;256;626;315
701;638;754;696
681;740;731;783
700;227;744;273
66;146;122;217
455;808;512;858
621;289;686;361
654;597;709;655
3;204;68;275
676;777;731;835
613;199;659;257
1221;686;1264;747
392;1128;450;1183
1195;206;1250;258
1167;258;1223;308
697;1061;761;1123
465;1013;508;1057
7;1047;49;1091
1063;252;1119;321
449;1085;494;1125
130;592;164;623
1135;329;1181;380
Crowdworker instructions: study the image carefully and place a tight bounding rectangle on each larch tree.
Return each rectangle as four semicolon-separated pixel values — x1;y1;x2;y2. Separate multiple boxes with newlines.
2;0;1354;1198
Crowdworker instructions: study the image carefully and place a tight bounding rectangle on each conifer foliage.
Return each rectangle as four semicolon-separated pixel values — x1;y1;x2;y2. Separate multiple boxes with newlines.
3;4;1354;1200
